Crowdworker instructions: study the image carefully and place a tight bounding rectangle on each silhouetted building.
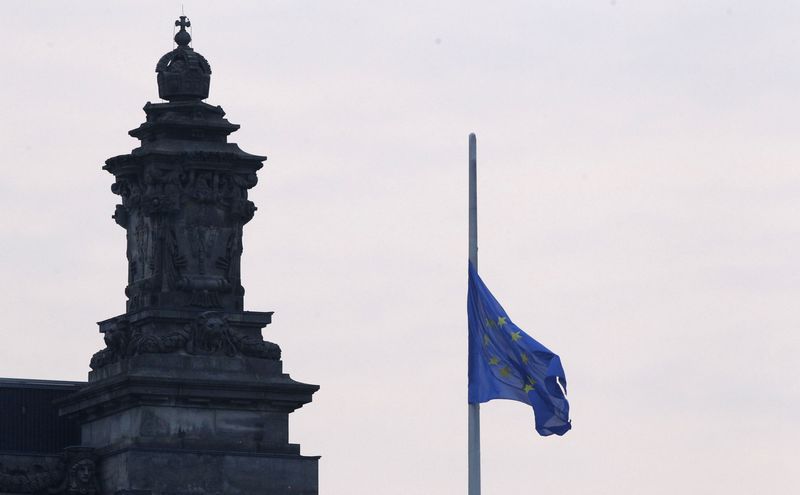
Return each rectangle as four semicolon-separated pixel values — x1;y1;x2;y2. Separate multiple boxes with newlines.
0;379;82;453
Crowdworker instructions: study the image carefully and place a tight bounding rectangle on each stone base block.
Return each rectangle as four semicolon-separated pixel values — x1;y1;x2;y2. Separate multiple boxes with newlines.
100;447;319;495
81;405;296;453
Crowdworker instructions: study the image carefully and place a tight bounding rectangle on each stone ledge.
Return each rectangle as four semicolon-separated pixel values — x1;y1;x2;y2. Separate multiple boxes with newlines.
58;372;318;422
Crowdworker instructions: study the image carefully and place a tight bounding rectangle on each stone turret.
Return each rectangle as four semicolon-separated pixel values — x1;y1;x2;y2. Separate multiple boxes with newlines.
59;17;320;495
105;16;261;315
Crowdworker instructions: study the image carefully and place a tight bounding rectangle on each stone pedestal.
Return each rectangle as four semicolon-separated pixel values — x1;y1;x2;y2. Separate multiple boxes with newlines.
100;450;317;495
61;347;318;494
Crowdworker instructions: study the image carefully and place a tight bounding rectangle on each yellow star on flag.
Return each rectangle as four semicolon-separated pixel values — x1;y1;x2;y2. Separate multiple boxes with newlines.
511;331;522;341
497;316;507;327
489;357;500;366
500;366;511;377
483;334;490;347
523;384;534;393
520;353;528;364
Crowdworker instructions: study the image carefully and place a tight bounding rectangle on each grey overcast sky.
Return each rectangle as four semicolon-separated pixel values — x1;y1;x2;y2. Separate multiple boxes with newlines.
1;1;798;493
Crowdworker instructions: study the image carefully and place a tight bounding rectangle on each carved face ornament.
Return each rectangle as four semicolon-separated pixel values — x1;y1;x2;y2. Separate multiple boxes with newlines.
205;317;225;337
68;459;96;494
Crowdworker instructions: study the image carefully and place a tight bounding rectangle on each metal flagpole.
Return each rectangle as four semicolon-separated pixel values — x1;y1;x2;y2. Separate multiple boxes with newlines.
468;132;481;495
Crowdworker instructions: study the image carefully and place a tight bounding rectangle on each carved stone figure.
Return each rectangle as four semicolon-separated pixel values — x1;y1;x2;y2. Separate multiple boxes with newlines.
63;459;97;495
88;320;129;370
50;450;98;495
0;450;98;495
234;331;281;360
186;312;236;356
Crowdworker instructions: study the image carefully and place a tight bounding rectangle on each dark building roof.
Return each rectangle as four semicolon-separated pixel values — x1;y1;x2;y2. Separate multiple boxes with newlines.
0;378;84;454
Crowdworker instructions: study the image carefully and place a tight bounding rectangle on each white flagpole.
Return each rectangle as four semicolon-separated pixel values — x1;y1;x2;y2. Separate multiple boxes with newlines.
468;132;481;495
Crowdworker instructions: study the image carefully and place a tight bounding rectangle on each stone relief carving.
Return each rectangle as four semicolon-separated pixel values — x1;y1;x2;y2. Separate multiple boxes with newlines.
186;312;237;356
168;228;188;274
0;449;97;495
128;327;188;355
187;312;280;359
88;320;130;370
89;312;280;370
232;330;282;360
53;451;99;495
110;169;257;222
0;462;59;494
112;204;128;228
109;167;260;312
141;164;183;216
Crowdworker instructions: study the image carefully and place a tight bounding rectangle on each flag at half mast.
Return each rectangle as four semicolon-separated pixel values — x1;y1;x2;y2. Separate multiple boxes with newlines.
467;262;571;436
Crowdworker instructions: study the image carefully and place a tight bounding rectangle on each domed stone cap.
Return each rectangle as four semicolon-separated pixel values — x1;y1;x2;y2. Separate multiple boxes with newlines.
155;16;212;101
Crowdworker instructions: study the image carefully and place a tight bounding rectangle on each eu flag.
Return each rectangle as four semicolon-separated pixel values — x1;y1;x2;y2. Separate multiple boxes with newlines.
468;262;571;436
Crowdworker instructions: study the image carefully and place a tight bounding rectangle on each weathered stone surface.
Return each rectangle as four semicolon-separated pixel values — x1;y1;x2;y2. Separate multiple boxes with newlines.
102;21;266;318
100;449;318;495
89;310;279;371
103;100;264;315
0;448;100;495
0;453;64;494
52;16;320;495
61;353;317;455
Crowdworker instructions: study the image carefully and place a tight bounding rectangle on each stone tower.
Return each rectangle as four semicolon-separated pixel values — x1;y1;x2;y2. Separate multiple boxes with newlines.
59;17;319;495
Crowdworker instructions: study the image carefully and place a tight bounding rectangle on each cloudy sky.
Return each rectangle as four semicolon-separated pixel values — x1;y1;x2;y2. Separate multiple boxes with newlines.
1;1;798;493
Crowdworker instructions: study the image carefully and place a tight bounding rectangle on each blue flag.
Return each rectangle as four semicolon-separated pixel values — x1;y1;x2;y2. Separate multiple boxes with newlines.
468;262;571;436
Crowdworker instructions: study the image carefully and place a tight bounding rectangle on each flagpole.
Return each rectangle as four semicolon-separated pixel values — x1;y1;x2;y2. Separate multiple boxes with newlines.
468;132;481;495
